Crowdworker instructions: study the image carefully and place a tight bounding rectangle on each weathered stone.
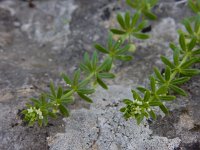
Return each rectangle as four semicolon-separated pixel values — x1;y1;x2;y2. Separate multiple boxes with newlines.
49;86;181;150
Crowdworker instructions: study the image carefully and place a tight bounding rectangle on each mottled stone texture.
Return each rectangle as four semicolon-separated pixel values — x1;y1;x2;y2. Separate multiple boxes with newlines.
0;0;199;150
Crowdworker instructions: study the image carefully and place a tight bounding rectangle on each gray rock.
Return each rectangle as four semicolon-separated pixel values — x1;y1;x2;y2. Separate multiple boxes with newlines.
49;85;181;150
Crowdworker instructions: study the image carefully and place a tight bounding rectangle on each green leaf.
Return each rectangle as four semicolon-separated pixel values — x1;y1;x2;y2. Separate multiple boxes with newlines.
73;70;80;86
165;66;171;81
50;81;56;97
159;95;176;101
58;104;69;117
173;50;180;66
136;114;144;125
160;56;175;69
61;73;71;85
78;93;93;103
79;77;91;88
79;63;90;73
181;57;199;68
117;13;126;29
171;77;190;85
92;51;98;68
125;12;131;28
150;76;156;93
136;20;148;31
149;110;156;120
179;34;186;51
150;0;158;6
116;55;133;61
194;18;200;33
144;90;151;102
159;104;169;114
137;86;147;93
183;19;194;34
131;89;140;100
133;33;149;39
97;57;112;71
97;77;108;89
98;73;115;79
120;107;126;112
156;85;168;95
131;12;140;26
116;44;130;54
77;89;95;94
188;38;196;50
169;43;179;52
113;39;123;49
180;69;200;76
94;44;109;54
143;10;157;20
149;101;162;106
61;97;74;104
169;84;187;96
192;49;200;55
123;99;133;105
57;86;63;99
154;67;165;83
188;0;199;13
110;29;126;35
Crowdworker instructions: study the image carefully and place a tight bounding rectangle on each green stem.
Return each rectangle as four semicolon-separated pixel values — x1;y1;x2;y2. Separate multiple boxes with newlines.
169;54;189;82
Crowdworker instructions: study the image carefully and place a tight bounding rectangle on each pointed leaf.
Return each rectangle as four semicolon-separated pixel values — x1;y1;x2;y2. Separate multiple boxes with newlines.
131;12;140;26
110;29;126;35
159;104;169;114
98;73;115;79
58;104;69;117
159;95;176;101
169;84;187;96
149;110;157;120
154;67;165;83
171;77;190;85
78;93;93;103
57;86;63;99
77;89;95;95
180;69;200;76
95;44;109;54
116;55;133;61
179;34;186;51
125;12;130;28
160;56;175;69
97;77;108;89
117;13;126;29
50;81;56;98
133;33;149;39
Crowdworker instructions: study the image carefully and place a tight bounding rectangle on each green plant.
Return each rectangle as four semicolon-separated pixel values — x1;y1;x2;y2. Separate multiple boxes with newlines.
110;12;149;41
178;14;200;45
120;18;200;124
126;0;158;20
188;0;200;13
22;0;158;126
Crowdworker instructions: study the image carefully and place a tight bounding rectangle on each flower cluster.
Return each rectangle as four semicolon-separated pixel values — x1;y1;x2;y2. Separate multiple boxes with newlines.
24;107;44;125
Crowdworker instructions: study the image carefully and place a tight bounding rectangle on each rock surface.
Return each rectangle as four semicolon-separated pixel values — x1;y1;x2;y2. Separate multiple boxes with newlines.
0;0;199;150
49;85;181;150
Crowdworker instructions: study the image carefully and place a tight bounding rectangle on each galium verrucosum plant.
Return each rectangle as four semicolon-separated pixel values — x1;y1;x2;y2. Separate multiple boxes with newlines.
120;18;200;124
22;0;157;126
